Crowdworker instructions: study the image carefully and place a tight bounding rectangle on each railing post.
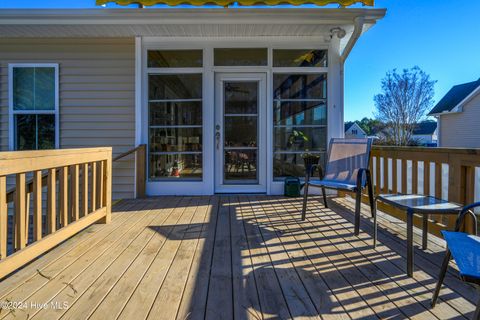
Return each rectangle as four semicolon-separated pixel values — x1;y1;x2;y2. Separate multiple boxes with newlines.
136;144;146;199
99;151;112;224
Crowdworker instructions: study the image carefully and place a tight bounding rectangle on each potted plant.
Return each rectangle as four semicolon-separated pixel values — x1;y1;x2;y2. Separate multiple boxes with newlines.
301;151;320;174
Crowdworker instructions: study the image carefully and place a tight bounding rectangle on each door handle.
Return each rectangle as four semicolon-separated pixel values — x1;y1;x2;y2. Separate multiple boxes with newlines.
215;131;221;150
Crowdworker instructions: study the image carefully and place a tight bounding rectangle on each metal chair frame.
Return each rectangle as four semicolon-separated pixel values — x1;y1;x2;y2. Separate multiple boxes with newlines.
301;138;376;236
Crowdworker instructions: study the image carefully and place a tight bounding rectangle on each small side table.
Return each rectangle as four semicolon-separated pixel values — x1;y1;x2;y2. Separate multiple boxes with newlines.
375;194;463;277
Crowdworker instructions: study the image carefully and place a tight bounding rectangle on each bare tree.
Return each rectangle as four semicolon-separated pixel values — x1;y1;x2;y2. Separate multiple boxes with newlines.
374;66;436;146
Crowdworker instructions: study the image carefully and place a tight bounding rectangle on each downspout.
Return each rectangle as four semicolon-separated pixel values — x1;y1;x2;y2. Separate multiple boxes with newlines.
340;16;365;64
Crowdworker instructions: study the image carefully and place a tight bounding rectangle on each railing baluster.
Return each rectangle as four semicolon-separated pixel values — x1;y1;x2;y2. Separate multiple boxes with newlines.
392;158;398;194
33;170;42;241
47;168;56;234
375;156;381;195
435;163;442;199
423;161;430;196
412;160;418;194
383;157;389;193
60;166;69;227
97;161;104;209
0;176;7;259
401;159;407;193
91;162;97;211
71;165;79;222
15;173;26;250
25;192;30;244
82;163;89;217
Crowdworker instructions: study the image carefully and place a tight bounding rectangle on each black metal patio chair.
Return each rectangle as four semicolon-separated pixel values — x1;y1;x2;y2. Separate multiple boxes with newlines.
431;202;480;319
301;138;375;236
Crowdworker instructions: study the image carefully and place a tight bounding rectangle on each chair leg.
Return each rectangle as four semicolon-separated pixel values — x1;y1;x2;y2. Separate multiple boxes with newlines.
302;183;309;221
367;173;375;218
354;189;361;236
321;187;328;208
373;198;377;248
431;249;451;307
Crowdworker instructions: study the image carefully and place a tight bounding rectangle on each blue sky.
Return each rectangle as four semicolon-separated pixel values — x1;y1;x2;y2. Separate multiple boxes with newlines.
2;0;480;121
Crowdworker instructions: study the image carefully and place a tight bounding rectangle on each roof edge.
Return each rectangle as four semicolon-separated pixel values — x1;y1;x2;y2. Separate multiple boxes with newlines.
0;8;386;25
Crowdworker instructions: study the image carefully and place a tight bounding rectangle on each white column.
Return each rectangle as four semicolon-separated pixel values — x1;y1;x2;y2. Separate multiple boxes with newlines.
327;32;345;141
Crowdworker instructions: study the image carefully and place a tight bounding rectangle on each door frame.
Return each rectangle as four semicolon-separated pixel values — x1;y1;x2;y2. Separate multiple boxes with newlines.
214;72;267;193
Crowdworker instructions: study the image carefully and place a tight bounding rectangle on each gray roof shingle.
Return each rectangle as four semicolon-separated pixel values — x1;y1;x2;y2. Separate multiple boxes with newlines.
428;78;480;115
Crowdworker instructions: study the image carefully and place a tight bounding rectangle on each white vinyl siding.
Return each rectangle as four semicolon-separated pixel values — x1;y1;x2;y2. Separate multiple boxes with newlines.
439;93;480;148
0;38;135;199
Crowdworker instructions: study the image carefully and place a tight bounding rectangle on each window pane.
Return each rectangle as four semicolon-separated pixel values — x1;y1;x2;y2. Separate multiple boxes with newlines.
34;68;55;110
224;150;257;183
150;154;202;180
225;116;257;148
274;101;326;126
149;74;202;100
15;114;36;150
273;49;327;67
224;81;258;114
214;48;267;66
13;67;34;110
149;101;202;126
15;114;55;150
13;67;55;111
273;74;327;100
148;50;203;68
274;127;327;152
37;115;55;149
274;152;325;178
149;127;202;152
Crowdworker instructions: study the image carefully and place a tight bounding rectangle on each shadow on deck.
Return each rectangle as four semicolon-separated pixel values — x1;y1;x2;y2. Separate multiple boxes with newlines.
0;195;475;320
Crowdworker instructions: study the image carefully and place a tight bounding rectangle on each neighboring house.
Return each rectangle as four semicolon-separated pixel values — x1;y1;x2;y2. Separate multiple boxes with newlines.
429;78;480;148
0;5;385;197
345;122;367;139
412;121;437;146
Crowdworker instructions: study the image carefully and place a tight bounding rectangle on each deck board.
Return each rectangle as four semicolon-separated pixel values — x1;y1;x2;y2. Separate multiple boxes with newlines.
0;195;476;320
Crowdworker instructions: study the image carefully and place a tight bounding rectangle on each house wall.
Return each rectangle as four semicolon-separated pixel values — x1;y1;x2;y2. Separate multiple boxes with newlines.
439;93;480;148
412;133;437;146
0;38;136;199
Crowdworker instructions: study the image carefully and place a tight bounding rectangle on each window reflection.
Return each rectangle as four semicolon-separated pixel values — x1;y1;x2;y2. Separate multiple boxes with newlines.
273;73;327;179
273;49;327;68
150;154;202;180
148;73;203;180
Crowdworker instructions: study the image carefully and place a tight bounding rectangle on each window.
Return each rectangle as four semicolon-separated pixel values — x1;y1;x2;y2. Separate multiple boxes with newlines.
273;49;327;68
9;64;58;150
147;50;203;181
352;129;358;135
214;48;268;66
273;73;327;178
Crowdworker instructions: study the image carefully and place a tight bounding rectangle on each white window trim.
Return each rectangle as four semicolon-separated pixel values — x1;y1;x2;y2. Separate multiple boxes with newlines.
8;63;60;151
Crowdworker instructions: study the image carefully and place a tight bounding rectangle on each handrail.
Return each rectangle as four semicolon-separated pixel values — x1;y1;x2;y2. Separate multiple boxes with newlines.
342;145;480;238
113;144;146;199
113;144;145;162
0;147;112;279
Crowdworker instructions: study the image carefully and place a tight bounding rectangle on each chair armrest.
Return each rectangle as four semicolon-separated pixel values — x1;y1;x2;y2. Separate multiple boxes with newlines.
454;202;480;234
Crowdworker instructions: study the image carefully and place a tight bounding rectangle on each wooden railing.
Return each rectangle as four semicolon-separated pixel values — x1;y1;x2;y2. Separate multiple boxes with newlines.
0;147;112;279
356;146;480;237
113;144;146;199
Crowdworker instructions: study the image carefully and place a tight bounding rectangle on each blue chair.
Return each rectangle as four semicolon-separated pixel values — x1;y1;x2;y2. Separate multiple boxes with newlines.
432;202;480;319
301;138;375;236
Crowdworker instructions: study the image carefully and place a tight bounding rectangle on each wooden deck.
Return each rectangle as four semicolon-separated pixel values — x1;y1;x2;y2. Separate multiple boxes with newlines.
0;195;476;320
